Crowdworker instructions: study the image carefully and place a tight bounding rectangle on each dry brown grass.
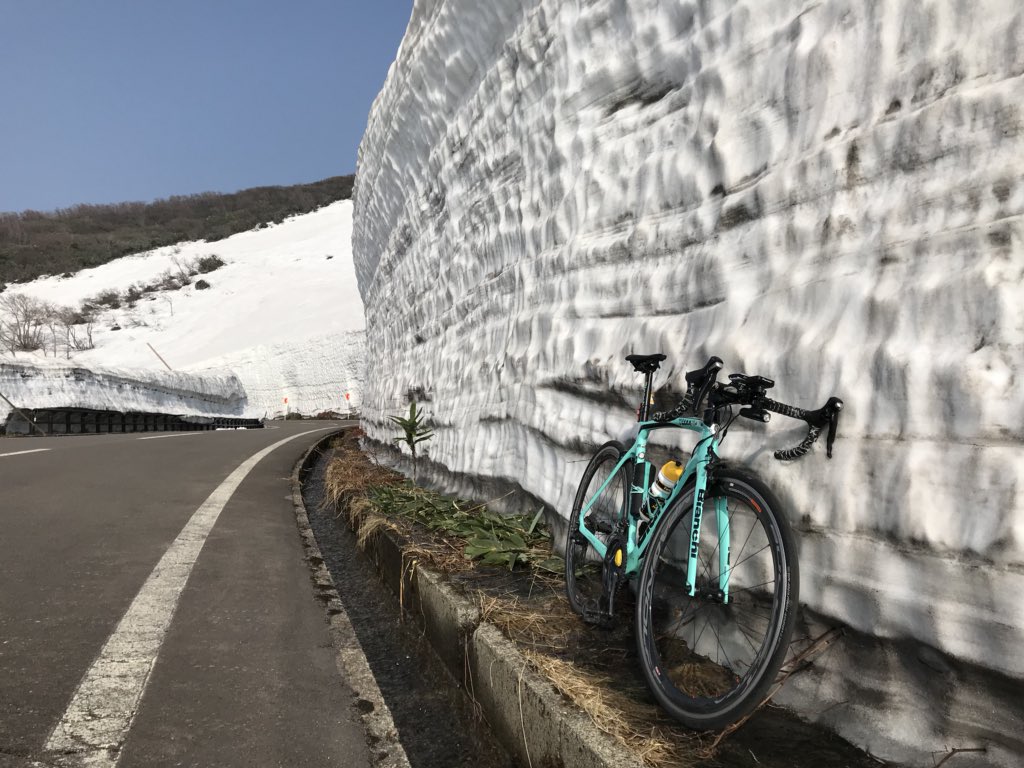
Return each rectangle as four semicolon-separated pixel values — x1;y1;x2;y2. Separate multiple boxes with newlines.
322;442;401;549
471;588;712;766
524;651;703;767
353;510;397;549
321;432;714;767
477;592;580;653
322;431;403;510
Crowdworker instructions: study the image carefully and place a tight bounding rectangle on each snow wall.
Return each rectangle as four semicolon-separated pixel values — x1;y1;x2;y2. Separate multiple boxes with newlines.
0;362;248;421
0;332;365;422
0;335;364;423
352;1;1024;763
207;330;366;419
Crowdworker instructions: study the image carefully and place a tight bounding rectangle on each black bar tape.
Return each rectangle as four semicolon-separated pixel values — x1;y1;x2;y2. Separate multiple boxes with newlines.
762;398;809;421
774;426;821;460
652;397;693;422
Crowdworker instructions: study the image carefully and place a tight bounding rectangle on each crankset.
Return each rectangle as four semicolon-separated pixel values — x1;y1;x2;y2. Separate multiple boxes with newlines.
589;534;626;626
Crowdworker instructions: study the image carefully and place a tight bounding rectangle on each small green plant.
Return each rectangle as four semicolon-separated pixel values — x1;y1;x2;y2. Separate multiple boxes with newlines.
368;485;562;573
194;279;211;290
389;400;434;480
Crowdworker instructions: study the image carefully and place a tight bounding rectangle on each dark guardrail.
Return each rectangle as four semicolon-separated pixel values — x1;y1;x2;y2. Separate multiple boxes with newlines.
2;408;263;436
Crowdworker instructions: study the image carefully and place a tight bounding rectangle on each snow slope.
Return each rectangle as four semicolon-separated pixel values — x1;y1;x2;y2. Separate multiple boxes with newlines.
353;1;1024;764
2;199;364;420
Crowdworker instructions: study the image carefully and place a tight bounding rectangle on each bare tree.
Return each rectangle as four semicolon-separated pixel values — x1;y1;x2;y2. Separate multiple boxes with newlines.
73;319;95;351
0;293;46;352
57;305;95;353
40;302;61;357
170;256;194;286
0;317;11;356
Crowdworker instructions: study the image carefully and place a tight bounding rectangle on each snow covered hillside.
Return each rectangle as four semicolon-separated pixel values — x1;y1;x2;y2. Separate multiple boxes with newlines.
2;199;364;420
353;0;1024;764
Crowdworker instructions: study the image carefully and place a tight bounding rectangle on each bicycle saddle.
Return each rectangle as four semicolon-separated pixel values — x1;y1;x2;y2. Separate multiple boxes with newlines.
625;353;666;373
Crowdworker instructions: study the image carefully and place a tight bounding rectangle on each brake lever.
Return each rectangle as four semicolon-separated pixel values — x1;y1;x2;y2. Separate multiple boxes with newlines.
694;358;724;420
824;397;843;458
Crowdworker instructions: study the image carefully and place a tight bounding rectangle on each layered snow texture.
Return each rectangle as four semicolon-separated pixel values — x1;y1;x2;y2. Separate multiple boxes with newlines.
208;330;366;419
0;361;246;418
353;0;1024;763
4;201;365;420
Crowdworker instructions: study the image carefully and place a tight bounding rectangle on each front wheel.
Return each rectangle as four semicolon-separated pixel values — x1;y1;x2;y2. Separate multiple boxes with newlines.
565;441;629;618
635;467;799;730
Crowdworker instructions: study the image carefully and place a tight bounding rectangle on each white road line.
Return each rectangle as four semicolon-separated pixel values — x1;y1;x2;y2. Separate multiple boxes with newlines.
136;432;208;440
43;428;333;767
0;448;51;457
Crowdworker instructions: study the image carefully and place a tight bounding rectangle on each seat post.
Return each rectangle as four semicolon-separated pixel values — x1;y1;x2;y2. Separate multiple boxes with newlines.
625;353;666;422
639;371;655;422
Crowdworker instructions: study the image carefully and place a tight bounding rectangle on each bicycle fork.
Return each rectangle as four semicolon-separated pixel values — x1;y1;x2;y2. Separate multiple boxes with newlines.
685;462;731;603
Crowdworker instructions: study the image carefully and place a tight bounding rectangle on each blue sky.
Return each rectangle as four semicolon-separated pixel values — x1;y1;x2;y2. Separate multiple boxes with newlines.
0;1;413;213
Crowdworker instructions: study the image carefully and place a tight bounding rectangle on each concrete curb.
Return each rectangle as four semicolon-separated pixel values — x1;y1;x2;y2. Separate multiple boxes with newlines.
292;431;645;768
290;432;411;768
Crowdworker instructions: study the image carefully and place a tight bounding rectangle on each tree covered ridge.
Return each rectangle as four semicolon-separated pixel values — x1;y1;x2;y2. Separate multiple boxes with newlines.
0;174;355;285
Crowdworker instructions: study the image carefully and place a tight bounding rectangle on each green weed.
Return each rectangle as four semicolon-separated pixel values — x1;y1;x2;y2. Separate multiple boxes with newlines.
368;484;563;574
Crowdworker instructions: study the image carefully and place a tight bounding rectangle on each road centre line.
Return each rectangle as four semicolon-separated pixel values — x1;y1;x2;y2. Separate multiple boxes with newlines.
43;428;333;767
0;448;51;457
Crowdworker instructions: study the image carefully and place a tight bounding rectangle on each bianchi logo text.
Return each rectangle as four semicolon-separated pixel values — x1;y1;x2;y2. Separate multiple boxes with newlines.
689;488;705;559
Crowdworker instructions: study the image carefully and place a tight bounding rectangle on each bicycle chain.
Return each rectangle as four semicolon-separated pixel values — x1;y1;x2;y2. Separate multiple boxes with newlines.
598;516;632;622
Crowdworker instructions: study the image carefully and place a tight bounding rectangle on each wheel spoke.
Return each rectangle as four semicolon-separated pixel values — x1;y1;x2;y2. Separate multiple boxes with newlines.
727;578;776;596
728;542;772;573
703;613;736;674
655;605;697;639
566;443;631;618
731;513;759;571
636;473;797;728
730;618;766;654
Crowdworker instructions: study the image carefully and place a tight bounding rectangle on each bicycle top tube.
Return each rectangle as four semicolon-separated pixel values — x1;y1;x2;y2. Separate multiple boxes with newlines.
622;417;728;599
626;416;719;507
631;418;717;532
635;415;715;444
571;415;721;574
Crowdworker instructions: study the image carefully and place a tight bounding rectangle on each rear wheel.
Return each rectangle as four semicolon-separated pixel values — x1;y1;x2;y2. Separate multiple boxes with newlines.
635;467;798;730
565;441;629;618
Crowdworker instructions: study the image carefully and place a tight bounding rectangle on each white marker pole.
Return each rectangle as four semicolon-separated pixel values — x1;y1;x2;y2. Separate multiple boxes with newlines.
146;343;173;372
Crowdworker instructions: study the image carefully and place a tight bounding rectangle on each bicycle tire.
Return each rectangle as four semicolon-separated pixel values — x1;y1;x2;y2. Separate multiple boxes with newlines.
634;466;798;730
565;441;629;618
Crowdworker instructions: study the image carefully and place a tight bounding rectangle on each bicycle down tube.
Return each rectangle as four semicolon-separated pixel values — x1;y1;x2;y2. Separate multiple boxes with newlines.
574;416;732;600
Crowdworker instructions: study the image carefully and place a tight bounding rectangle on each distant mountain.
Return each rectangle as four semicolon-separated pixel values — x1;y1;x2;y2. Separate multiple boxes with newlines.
0;174;355;285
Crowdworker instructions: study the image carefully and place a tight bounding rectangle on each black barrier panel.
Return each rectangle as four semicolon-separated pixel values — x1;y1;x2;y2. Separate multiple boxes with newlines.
2;408;263;436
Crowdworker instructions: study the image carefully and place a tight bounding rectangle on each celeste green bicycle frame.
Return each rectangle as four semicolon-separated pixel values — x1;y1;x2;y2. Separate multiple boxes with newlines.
575;416;733;601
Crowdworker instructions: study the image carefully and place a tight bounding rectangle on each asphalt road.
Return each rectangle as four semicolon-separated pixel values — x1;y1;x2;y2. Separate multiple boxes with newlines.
0;421;372;768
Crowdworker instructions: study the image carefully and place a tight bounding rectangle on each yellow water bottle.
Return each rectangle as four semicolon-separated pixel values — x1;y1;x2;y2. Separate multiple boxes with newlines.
650;460;683;501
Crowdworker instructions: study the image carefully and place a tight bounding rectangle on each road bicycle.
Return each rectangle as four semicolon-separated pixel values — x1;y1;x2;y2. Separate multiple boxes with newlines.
564;353;843;730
